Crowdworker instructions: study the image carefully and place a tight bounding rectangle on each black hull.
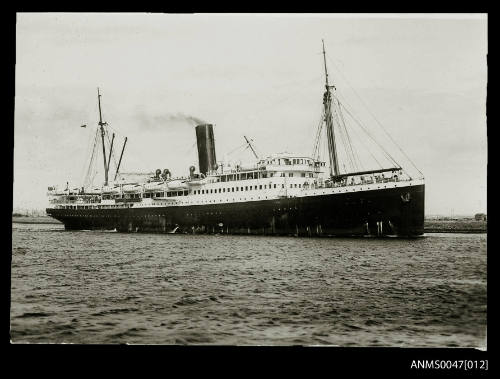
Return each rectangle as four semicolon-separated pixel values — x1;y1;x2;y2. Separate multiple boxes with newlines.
46;184;424;237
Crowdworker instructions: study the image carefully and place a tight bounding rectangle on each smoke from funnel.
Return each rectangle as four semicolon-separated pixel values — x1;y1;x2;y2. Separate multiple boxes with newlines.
134;111;207;130
160;113;207;126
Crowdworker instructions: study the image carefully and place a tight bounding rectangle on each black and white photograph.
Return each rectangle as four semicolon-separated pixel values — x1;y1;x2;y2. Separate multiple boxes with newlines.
11;13;487;352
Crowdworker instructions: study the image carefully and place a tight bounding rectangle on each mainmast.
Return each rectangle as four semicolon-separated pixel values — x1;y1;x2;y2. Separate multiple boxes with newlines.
97;88;109;186
322;40;340;178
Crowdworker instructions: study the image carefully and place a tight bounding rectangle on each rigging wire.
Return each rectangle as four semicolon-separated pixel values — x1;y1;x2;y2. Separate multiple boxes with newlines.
331;101;358;172
106;122;126;139
339;101;401;168
321;128;328;172
336;98;364;171
325;52;422;177
312;111;324;159
332;107;355;173
325;69;400;169
81;91;128;189
226;141;252;157
315;95;383;171
83;128;99;189
79;125;97;187
78;93;103;188
332;86;401;168
341;108;384;170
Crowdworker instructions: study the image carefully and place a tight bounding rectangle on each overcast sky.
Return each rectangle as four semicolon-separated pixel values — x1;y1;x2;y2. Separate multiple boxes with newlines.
14;13;487;215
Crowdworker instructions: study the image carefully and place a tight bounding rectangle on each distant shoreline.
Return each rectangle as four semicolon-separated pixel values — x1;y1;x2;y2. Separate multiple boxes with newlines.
424;229;486;234
12;216;62;225
424;220;486;234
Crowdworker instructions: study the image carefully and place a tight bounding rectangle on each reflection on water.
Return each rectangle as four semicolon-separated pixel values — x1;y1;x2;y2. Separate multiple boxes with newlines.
11;223;486;346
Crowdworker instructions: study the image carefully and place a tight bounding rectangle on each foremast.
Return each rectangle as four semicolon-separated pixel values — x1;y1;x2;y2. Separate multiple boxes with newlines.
97;88;126;187
322;40;340;178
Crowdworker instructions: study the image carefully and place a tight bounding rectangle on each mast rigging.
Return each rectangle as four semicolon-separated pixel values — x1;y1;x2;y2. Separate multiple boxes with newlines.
322;40;340;178
97;88;109;186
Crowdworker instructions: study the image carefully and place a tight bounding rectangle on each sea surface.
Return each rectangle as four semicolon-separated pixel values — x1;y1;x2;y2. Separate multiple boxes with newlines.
10;223;487;347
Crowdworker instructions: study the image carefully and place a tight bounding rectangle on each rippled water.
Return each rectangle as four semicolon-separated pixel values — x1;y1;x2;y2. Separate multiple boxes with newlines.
10;223;487;346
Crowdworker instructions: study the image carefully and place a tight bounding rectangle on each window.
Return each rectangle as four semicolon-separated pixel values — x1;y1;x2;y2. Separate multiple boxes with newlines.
245;186;248;191
294;184;297;188
264;185;267;189
274;184;276;189
301;173;306;177
259;185;262;189
290;184;293;188
288;173;293;177
231;188;234;192
219;188;221;193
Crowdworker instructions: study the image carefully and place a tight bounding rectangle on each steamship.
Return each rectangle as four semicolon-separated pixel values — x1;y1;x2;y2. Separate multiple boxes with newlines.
46;42;425;237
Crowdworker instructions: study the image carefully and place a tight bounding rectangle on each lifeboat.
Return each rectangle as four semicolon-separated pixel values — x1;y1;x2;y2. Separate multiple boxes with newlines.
122;184;142;193
143;182;165;192
166;179;188;190
87;187;103;194
102;185;120;194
